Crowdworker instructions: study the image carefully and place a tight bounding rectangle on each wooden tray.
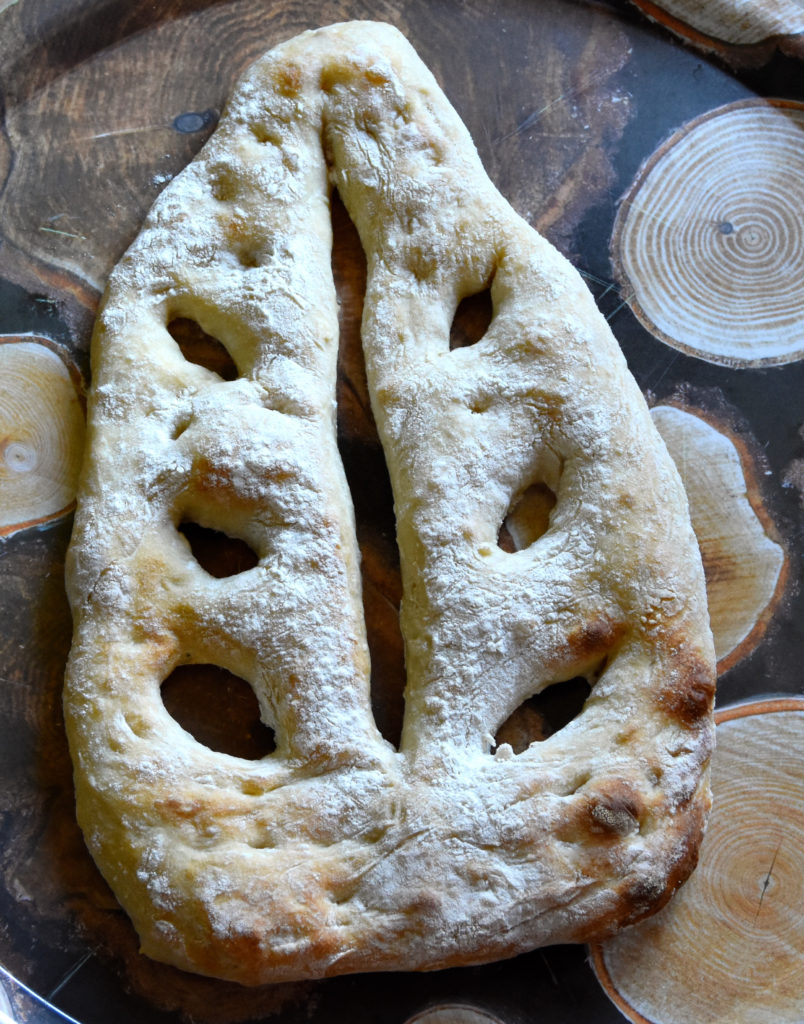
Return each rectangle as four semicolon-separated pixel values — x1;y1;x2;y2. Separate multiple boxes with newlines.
0;1;802;1022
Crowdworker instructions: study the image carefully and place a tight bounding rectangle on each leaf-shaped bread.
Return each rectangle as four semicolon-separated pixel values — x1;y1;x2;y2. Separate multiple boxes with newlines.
64;21;715;985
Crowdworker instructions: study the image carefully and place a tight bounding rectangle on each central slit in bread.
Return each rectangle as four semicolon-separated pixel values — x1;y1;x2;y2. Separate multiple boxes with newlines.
331;187;406;750
167;316;238;380
177;520;259;578
494;676;593;753
161;663;276;759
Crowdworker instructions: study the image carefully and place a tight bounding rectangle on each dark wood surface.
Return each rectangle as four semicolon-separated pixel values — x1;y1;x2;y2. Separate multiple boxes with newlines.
0;1;802;1022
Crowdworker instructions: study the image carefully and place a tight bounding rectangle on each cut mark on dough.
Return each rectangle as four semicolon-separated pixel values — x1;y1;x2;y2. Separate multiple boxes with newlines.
493;676;592;753
178;520;259;577
161;663;276;759
498;482;557;552
167;317;238;380
449;286;494;350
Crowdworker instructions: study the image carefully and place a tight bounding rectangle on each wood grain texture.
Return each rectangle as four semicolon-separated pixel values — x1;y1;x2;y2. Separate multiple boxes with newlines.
0;336;85;536
628;0;804;67
592;698;804;1024
0;0;632;298
612;99;804;368
651;404;786;673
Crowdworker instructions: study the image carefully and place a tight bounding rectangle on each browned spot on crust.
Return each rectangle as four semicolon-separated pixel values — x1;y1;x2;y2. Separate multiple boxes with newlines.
655;646;716;728
364;65;391;87
618;790;707;932
154;796;204;820
574;793;708;943
189;454;293;514
224;216;248;247
191;454;235;495
556;777;645;844
564;615;626;667
276;62;303;96
587;779;644;837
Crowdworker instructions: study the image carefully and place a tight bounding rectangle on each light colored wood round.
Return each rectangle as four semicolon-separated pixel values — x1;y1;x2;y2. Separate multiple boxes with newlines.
0;977;13;1021
0;338;85;537
651;404;785;671
612;99;804;367
631;0;804;49
592;697;804;1024
404;1005;504;1024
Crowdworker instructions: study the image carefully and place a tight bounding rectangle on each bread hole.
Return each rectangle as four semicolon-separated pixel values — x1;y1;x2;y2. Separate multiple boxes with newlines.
167;317;238;380
124;713;150;739
331;188;405;749
469;395;492;415
449;286;493;350
497;482;557;552
171;414;192;441
240;778;268;797
161;664;276;759
237;248;261;269
178;520;259;578
246;836;275;850
251;123;282;145
493;676;592;754
209;166;238;203
567;771;593;795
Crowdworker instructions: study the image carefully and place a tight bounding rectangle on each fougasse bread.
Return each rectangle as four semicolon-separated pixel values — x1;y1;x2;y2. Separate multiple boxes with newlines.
63;21;716;986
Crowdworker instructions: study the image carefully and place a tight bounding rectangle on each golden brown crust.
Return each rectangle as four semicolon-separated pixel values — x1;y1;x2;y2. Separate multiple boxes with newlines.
63;21;715;985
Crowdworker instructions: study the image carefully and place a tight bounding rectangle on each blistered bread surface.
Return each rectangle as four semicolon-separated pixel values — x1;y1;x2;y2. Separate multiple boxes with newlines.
64;21;716;985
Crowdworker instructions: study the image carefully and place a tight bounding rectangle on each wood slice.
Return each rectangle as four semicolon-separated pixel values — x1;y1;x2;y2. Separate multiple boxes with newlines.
0;0;632;300
651;404;786;672
612;99;804;367
591;697;804;1024
628;0;804;67
0;336;85;537
404;1006;505;1024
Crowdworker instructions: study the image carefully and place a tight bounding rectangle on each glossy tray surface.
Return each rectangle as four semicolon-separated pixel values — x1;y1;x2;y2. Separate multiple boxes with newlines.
0;1;802;1022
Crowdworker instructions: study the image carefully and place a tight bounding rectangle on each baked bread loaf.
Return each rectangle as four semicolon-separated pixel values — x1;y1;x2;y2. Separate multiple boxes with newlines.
64;21;715;986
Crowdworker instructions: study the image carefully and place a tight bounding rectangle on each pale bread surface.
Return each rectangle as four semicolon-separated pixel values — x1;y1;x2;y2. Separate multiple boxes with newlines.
64;21;716;986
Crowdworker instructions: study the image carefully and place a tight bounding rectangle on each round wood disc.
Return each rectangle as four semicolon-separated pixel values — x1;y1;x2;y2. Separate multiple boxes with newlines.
0;338;85;537
628;0;804;65
592;697;804;1024
651;404;786;671
612;99;804;367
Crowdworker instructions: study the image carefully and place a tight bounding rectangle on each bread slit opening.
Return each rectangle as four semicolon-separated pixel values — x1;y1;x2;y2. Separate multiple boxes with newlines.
161;663;276;759
167;316;239;380
178;520;259;578
493;676;593;754
449;285;493;350
498;482;558;552
331;188;406;750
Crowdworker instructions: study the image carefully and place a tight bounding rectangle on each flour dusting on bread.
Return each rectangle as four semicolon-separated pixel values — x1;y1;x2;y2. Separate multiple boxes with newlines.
64;21;715;985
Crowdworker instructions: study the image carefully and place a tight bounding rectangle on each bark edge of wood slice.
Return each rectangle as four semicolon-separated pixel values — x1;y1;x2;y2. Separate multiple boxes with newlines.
628;0;804;67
